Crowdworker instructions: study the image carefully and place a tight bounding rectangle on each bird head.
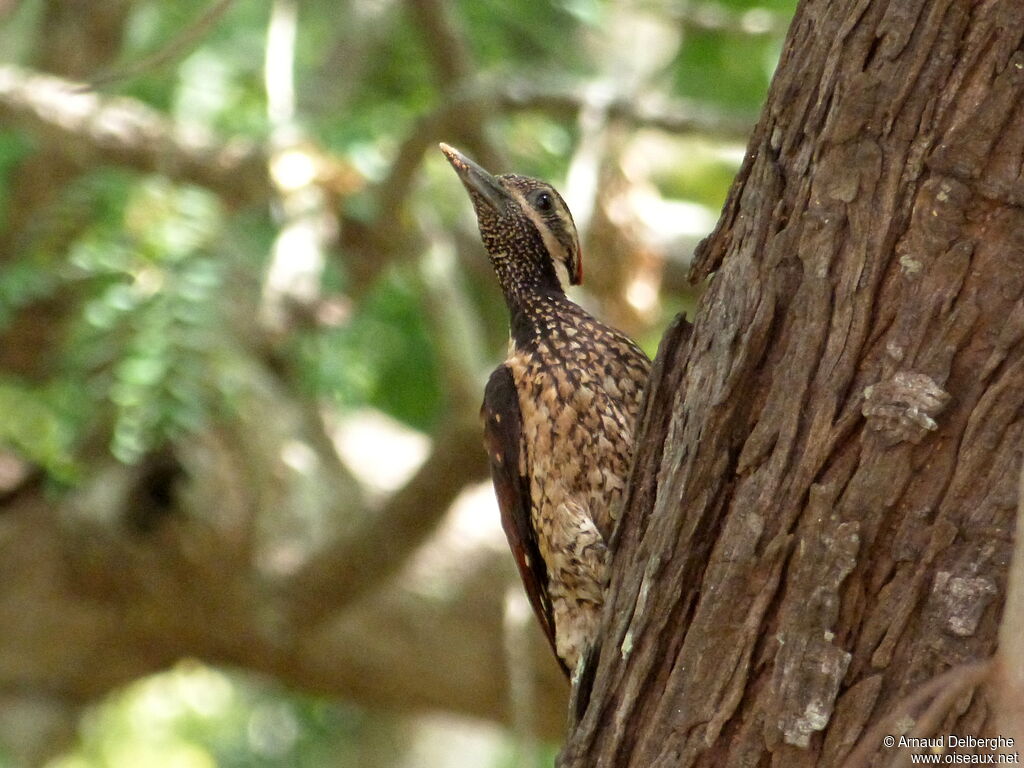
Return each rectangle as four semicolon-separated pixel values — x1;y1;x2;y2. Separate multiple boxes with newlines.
440;143;583;295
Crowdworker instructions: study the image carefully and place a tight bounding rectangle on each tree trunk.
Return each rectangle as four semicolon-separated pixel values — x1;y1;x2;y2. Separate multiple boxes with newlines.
562;1;1024;765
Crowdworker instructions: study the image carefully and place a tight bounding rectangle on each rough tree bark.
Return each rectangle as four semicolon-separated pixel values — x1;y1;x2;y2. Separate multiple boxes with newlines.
562;1;1024;766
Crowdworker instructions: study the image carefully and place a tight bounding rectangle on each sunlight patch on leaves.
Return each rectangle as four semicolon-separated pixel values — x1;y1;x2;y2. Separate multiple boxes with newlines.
0;380;80;483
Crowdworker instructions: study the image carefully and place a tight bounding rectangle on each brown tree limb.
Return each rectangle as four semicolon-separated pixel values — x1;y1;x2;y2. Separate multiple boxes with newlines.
285;410;488;626
0;468;567;746
0;63;750;261
404;0;504;171
405;0;473;96
0;61;741;318
0;0;135;377
0;64;270;206
340;0;509;297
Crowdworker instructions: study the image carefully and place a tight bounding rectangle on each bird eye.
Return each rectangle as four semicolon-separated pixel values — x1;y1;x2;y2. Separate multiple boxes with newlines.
533;191;555;213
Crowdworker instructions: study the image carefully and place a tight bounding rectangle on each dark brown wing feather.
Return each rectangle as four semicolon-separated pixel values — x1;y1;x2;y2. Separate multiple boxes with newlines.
482;365;566;675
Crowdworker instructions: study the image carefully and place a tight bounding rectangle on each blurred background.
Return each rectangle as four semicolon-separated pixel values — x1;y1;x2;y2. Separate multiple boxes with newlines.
0;0;794;765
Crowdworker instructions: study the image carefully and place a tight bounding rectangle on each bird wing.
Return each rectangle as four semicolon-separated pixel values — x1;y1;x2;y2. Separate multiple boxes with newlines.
482;365;565;675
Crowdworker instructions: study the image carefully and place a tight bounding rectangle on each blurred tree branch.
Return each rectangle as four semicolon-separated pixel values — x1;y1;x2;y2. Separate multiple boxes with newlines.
404;0;504;172
668;0;789;36
375;80;753;230
0;0;134;380
82;0;236;90
338;0;508;299
0;62;752;285
361;80;753;295
0;462;567;752
0;64;270;206
285;411;488;626
0;60;750;329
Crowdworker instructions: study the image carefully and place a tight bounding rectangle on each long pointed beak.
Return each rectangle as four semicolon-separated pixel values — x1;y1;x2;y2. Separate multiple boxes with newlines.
439;143;510;213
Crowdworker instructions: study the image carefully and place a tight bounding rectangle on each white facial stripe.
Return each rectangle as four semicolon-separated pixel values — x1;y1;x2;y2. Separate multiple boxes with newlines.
553;260;572;292
507;187;578;289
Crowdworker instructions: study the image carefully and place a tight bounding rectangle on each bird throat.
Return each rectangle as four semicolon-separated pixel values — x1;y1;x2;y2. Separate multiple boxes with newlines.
490;248;563;311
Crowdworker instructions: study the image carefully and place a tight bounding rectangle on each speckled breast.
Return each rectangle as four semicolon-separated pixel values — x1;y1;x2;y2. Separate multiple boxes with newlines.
505;312;648;544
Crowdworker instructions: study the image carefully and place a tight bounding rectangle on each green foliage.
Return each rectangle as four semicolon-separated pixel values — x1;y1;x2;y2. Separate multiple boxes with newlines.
672;0;797;110
492;742;562;768
672;29;778;109
0;0;45;65
295;268;443;432
120;0;269;133
48;663;402;768
0;169;247;467
460;0;592;71
0;132;33;225
0;379;79;482
63;179;229;463
651;137;745;209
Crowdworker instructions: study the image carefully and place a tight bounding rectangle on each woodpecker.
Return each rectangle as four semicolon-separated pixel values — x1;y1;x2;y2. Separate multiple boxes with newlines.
440;143;651;675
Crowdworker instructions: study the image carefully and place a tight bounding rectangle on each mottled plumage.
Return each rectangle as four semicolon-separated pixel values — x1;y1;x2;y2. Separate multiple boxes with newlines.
441;143;650;675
